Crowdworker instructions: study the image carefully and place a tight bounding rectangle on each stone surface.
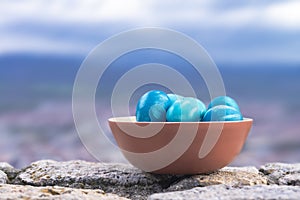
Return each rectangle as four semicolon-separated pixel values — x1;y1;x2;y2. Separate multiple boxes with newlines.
260;163;300;185
166;166;267;192
0;184;128;200
149;185;300;200
0;162;14;171
14;160;181;200
0;162;19;181
0;170;7;184
0;160;299;199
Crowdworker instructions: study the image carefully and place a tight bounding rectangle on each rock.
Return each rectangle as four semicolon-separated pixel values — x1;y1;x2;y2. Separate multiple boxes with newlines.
166;166;267;192
0;171;7;184
2;160;299;199
260;163;300;185
0;162;13;170
14;160;181;200
0;184;128;200
0;162;19;181
149;185;300;200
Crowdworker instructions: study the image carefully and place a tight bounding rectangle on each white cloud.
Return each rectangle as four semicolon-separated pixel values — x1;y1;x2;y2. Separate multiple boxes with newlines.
1;0;300;28
0;33;91;55
264;1;300;29
0;0;300;57
151;1;300;29
0;0;150;25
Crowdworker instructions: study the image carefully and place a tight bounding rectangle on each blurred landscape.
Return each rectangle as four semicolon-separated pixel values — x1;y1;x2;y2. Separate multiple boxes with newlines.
1;54;299;168
0;0;300;168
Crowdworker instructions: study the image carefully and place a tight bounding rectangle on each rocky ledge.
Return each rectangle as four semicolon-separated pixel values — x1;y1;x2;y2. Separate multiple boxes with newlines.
0;160;299;200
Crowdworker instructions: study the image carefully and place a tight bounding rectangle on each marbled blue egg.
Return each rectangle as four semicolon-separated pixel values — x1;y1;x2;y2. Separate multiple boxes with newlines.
202;105;243;121
208;96;240;111
185;97;207;119
167;94;184;105
166;97;206;122
136;90;171;122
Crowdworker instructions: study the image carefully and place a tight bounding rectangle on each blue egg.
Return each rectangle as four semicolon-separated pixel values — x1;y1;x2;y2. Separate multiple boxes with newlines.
149;104;166;122
166;97;207;122
185;97;207;119
208;96;240;111
136;90;171;122
202;105;243;121
167;94;184;105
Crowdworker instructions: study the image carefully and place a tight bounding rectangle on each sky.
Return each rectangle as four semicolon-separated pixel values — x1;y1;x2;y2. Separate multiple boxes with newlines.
0;0;300;64
0;0;300;168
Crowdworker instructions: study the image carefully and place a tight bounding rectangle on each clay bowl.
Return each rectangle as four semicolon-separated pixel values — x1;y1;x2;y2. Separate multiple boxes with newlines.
108;116;252;175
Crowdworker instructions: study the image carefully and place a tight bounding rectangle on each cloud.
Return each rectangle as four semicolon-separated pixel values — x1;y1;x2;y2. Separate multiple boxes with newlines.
0;0;299;63
0;32;91;55
1;0;299;28
0;0;150;25
152;0;300;29
264;1;300;29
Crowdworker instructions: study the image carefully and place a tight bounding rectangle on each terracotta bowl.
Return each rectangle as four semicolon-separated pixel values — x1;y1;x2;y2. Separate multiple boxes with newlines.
108;116;252;175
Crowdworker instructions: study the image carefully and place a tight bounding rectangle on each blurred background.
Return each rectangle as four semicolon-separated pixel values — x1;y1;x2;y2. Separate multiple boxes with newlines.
0;0;300;168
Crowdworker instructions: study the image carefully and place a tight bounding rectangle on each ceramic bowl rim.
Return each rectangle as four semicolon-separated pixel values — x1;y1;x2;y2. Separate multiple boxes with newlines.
108;116;253;124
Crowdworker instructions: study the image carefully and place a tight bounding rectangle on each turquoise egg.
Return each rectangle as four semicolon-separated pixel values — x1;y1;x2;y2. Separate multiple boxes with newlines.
208;96;240;111
166;97;206;122
202;105;243;121
167;94;184;105
136;90;171;122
